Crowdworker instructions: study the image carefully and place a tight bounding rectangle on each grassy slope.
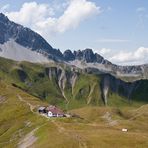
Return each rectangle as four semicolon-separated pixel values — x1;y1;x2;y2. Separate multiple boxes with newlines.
69;106;148;148
0;57;148;147
33;105;148;148
0;80;47;147
1;83;148;148
0;80;82;148
0;57;65;107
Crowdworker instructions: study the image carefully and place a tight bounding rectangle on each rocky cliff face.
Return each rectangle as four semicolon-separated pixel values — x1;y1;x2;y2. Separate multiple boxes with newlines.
0;13;63;60
1;56;147;107
63;48;148;80
101;74;138;105
45;66;148;105
46;67;78;101
63;48;111;64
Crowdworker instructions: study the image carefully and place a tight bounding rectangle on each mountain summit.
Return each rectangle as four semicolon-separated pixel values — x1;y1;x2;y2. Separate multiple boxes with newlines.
63;48;111;64
0;13;148;80
0;13;110;64
0;13;63;62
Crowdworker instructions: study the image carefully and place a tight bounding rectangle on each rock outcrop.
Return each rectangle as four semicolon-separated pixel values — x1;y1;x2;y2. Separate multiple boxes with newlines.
46;66;148;105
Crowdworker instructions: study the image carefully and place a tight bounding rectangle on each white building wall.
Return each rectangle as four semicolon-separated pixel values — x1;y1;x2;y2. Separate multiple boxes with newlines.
48;111;53;117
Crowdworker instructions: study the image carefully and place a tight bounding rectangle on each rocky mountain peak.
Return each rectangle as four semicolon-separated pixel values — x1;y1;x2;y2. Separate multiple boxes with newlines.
73;48;95;62
0;13;111;64
0;13;63;60
0;13;9;22
81;48;96;62
0;13;148;79
63;49;75;61
63;48;111;64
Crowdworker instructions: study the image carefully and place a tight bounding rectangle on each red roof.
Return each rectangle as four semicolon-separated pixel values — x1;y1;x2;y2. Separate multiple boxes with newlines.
46;105;64;115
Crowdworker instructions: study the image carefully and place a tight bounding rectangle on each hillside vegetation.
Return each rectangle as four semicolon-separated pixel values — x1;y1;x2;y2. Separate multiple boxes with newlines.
0;57;148;147
0;80;148;147
0;57;148;110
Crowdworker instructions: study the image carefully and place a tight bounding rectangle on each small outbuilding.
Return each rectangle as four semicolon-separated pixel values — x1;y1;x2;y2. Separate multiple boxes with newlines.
122;128;128;132
38;106;46;114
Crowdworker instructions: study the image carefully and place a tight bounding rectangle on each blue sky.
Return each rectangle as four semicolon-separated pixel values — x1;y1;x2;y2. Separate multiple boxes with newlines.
0;0;148;65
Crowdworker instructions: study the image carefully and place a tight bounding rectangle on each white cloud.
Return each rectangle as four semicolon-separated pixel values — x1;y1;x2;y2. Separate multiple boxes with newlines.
56;0;100;33
95;47;148;65
96;47;148;65
5;1;100;39
6;2;54;27
0;4;10;13
96;39;130;43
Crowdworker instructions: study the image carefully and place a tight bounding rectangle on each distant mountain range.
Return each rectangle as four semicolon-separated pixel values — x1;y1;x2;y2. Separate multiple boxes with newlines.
0;13;148;108
0;13;148;81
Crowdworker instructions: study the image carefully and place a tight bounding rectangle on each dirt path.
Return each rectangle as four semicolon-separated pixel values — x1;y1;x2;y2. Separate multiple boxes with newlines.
0;95;35;146
18;128;38;148
51;120;65;133
17;95;88;147
17;95;35;113
16;95;45;147
17;122;48;148
102;112;118;126
129;105;148;121
134;104;147;112
16;95;37;148
51;120;88;148
0;95;7;104
76;135;88;148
